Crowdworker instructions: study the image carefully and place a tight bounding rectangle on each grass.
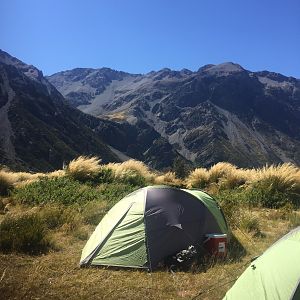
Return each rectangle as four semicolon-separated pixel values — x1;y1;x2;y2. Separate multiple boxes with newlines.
0;207;294;300
12;177;101;205
66;156;102;182
0;158;300;299
0;211;53;254
107;160;154;185
154;171;182;187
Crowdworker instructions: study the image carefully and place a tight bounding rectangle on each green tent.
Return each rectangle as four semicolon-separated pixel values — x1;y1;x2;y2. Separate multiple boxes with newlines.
223;226;300;300
80;186;228;270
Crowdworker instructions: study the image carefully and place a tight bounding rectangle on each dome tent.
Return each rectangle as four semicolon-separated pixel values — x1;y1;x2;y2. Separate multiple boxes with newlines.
80;186;228;270
223;226;300;300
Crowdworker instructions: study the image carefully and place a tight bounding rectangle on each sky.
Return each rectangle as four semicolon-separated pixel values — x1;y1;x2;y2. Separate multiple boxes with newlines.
1;0;300;77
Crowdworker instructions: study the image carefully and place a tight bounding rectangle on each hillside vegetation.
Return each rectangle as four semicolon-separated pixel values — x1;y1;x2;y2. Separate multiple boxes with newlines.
0;157;300;299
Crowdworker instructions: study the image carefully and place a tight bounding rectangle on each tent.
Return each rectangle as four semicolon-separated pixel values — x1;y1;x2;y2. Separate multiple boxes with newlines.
80;186;228;270
223;226;300;300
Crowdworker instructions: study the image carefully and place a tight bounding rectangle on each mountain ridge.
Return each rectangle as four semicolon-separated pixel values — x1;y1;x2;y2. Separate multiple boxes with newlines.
0;50;120;171
0;50;185;171
48;62;300;168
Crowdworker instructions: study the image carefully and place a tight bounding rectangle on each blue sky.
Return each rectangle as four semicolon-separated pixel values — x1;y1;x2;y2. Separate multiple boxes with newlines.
1;0;300;77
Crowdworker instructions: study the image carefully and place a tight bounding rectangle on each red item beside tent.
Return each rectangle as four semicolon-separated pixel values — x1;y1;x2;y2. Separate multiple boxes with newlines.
204;233;227;258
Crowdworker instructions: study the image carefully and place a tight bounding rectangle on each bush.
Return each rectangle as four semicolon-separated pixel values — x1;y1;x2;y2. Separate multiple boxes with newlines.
186;168;209;188
12;177;101;205
98;183;140;207
82;201;108;225
208;162;238;184
66;156;102;182
116;170;146;186
154;171;182;187
95;167;114;184
245;182;299;208
0;170;15;196
215;189;245;223
247;163;300;208
38;205;65;229
59;206;84;233
0;212;52;254
218;170;247;190
239;214;261;235
107;160;153;183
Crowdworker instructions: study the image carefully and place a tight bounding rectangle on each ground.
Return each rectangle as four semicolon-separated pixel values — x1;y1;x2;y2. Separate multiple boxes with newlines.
0;209;295;300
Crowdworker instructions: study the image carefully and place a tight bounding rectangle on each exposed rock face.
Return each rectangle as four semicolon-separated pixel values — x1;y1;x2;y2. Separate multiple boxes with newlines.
0;50;120;171
0;50;185;171
48;63;300;167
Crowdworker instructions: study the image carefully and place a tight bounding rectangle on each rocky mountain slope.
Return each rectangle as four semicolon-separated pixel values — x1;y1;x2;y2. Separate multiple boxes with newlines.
48;63;300;167
0;50;184;171
0;50;121;171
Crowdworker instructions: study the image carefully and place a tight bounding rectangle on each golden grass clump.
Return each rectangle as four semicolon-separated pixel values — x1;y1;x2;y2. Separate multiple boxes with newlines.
0;170;15;195
154;171;182;186
107;160;154;182
47;170;66;178
252;163;300;192
66;156;102;181
186;163;250;190
208;162;238;183
186;168;209;188
218;168;249;190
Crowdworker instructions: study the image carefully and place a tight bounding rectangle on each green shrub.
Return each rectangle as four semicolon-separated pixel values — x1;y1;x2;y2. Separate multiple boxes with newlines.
95;168;114;184
239;214;261;235
37;204;83;231
60;206;84;232
215;189;245;227
245;182;299;208
82;201;108;225
0;212;52;254
98;183;140;207
38;205;65;229
12;177;101;205
115;170;146;186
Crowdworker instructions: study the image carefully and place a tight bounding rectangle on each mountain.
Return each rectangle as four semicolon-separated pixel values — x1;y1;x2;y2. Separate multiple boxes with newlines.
0;50;121;171
0;50;185;171
48;63;300;167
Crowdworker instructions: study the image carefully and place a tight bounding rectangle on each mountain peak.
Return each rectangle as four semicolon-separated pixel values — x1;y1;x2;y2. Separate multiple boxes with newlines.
0;49;44;81
199;62;245;76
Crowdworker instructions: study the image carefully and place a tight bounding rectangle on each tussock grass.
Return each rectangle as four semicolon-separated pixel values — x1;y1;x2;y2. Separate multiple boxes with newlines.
186;168;209;188
67;156;102;182
0;169;47;192
154;171;182;186
0;170;15;195
208;162;238;183
47;170;66;178
186;163;248;190
245;164;300;208
106;160;154;186
251;163;300;192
